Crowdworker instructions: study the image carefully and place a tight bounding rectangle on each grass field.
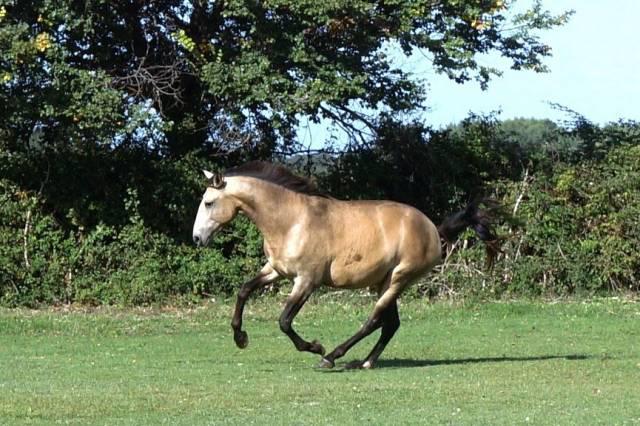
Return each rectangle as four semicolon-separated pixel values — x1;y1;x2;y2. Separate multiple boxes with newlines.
1;296;639;425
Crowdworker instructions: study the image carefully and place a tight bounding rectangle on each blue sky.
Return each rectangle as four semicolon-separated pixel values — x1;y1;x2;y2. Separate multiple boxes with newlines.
298;1;640;147
419;0;640;127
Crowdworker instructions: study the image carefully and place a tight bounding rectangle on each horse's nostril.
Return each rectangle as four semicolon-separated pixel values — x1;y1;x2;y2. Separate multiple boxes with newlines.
193;235;201;245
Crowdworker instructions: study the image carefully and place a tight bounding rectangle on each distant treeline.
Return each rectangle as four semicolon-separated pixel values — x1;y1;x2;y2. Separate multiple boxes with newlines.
1;114;639;306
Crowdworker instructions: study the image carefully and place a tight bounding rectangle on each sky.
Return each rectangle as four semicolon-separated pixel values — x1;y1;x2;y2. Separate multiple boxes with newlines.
419;0;640;127
298;1;640;146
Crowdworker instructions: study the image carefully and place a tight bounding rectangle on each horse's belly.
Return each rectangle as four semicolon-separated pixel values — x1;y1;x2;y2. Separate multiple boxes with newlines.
327;255;390;290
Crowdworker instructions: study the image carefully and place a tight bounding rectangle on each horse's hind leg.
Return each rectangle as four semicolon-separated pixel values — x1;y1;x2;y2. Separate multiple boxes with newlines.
350;300;400;369
231;264;281;348
279;277;325;356
319;265;418;369
318;283;403;369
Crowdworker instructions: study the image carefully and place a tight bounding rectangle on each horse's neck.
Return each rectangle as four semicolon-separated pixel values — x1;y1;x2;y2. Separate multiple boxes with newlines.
228;177;302;242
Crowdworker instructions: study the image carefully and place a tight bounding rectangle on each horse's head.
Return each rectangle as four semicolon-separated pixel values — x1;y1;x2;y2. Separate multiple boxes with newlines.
192;170;239;247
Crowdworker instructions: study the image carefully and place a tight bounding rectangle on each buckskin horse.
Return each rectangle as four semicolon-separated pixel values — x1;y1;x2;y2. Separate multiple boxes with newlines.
192;161;498;369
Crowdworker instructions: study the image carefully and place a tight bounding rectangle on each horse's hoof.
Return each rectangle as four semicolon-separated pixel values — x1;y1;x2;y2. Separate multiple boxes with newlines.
316;357;335;369
234;330;249;349
310;340;326;356
345;360;374;370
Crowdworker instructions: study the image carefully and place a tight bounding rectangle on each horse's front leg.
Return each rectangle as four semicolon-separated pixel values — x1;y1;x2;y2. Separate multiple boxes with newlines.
278;277;325;356
231;264;281;348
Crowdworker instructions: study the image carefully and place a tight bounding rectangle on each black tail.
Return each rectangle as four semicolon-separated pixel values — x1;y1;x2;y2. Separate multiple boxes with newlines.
438;198;502;269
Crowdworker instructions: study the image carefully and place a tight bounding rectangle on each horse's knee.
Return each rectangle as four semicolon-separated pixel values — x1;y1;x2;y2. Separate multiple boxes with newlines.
237;287;251;300
278;316;291;334
365;315;383;332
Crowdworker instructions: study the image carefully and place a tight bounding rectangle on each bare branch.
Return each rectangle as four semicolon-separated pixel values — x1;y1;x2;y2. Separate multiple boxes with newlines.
319;105;373;148
23;163;49;270
111;57;192;115
205;115;260;156
335;105;377;131
273;147;341;156
513;168;531;216
23;209;32;269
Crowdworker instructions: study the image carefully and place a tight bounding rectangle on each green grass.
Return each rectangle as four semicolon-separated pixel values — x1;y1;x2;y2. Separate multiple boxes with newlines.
1;296;639;425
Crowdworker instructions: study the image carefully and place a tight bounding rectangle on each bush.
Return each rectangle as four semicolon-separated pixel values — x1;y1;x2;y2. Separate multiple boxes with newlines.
2;117;640;306
417;143;640;299
0;179;265;307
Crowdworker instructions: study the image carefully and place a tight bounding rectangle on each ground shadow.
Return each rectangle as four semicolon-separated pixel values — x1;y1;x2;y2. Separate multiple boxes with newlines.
319;354;591;372
374;354;591;369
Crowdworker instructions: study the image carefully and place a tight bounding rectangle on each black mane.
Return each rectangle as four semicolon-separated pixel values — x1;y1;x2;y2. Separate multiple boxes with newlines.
225;161;327;197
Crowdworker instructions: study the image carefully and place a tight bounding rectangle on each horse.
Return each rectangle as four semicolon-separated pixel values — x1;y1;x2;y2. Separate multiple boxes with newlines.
192;161;498;369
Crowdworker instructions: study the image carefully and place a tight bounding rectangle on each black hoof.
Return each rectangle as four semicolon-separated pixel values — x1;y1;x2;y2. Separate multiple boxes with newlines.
234;330;249;349
309;340;326;356
316;357;335;369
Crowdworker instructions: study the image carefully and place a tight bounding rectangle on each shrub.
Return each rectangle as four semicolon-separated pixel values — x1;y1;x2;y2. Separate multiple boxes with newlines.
2;118;640;306
425;143;640;299
0;179;265;307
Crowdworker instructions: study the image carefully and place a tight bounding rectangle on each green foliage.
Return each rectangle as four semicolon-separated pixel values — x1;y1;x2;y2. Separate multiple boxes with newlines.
0;0;578;306
0;0;570;158
0;1;634;306
322;113;528;220
0;179;263;307
0;180;69;306
432;143;640;298
3;117;640;306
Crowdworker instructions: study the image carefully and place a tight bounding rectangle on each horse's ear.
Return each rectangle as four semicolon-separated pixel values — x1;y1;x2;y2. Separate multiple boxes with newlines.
203;170;225;188
212;173;226;189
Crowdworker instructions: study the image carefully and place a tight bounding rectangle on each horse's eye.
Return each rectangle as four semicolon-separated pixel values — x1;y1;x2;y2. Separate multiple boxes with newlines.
204;201;213;208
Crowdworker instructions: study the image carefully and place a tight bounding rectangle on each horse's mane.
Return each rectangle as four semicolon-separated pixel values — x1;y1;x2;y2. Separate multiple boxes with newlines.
225;161;328;197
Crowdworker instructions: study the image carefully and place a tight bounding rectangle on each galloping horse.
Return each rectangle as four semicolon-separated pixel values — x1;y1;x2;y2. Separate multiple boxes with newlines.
192;161;497;369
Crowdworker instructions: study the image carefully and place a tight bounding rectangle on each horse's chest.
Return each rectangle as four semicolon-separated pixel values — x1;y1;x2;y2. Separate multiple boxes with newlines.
263;231;320;278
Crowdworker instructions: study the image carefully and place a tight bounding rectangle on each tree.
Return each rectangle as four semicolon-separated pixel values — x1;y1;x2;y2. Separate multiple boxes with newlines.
0;0;571;234
1;0;571;157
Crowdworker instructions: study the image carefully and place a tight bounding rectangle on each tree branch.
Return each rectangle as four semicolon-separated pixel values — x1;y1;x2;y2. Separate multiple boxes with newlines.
23;162;49;270
335;105;377;131
513;168;531;216
111;57;192;115
23;209;32;269
319;105;374;148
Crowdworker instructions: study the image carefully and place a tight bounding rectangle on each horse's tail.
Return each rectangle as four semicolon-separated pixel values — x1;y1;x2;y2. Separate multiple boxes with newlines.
437;198;502;269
